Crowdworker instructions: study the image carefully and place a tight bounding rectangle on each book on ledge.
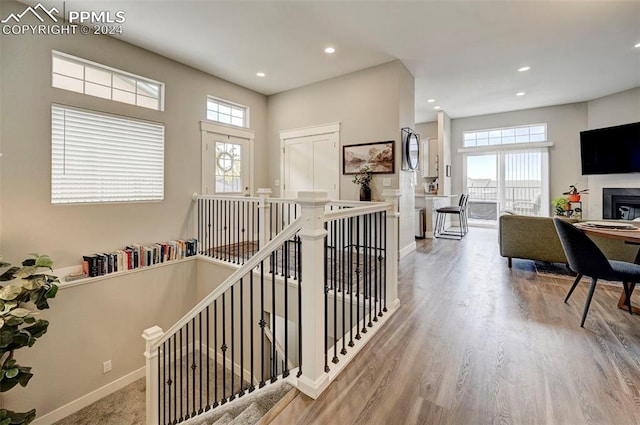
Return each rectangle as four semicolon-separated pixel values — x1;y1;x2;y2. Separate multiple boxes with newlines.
79;238;198;280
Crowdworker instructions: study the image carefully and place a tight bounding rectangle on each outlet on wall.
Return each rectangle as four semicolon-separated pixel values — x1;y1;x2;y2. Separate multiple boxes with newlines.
383;178;391;187
103;360;112;374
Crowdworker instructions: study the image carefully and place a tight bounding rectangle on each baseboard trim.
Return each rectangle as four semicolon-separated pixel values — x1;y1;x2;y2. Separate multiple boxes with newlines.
399;241;416;259
32;367;145;425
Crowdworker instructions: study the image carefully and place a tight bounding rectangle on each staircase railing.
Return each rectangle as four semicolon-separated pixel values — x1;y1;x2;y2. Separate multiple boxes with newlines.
145;189;400;424
143;216;302;425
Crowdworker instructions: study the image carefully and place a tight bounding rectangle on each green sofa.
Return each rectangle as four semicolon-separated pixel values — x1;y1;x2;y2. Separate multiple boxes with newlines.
498;214;639;268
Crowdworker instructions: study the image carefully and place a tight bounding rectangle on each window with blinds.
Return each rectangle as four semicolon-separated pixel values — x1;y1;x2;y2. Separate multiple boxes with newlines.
51;105;164;204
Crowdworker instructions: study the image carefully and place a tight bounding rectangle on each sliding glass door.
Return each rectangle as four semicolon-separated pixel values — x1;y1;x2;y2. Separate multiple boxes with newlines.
465;148;549;225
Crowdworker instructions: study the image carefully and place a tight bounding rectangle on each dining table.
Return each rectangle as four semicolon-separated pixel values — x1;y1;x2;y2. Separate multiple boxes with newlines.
575;222;640;314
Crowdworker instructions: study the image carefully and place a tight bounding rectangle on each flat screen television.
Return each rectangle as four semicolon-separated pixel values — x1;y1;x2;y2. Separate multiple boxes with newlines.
580;121;640;175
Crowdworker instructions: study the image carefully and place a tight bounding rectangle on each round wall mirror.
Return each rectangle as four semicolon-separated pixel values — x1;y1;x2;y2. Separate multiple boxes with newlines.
406;132;419;170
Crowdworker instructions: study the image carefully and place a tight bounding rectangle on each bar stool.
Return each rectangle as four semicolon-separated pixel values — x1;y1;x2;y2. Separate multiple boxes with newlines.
434;194;469;240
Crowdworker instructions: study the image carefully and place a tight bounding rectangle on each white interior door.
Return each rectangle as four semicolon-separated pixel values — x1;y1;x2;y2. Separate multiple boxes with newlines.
202;132;250;195
282;133;339;199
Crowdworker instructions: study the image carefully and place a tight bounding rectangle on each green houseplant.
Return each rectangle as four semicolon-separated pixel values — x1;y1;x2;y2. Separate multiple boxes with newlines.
0;254;59;425
552;197;570;216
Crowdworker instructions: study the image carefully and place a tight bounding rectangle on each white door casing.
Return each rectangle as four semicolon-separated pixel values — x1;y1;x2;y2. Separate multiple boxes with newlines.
201;121;254;196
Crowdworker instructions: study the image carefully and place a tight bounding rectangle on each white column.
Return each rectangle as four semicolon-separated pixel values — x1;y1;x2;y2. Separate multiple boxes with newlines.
382;189;400;310
296;190;330;399
257;188;272;249
142;326;164;425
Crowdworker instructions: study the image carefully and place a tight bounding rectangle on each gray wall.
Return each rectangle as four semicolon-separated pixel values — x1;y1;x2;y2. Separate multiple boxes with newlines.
0;0;268;268
585;87;640;218
267;60;409;201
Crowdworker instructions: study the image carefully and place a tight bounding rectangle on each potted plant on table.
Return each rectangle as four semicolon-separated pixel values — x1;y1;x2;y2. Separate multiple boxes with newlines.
352;165;373;201
0;254;59;425
563;185;589;202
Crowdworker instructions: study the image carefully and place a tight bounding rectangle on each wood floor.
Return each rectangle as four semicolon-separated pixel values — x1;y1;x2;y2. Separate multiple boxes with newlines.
271;228;640;425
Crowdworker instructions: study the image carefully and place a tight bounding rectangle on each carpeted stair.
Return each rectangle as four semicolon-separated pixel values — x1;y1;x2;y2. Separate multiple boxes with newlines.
183;380;296;425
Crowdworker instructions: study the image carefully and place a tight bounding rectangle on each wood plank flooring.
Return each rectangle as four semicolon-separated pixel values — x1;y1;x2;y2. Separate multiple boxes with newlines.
271;227;640;425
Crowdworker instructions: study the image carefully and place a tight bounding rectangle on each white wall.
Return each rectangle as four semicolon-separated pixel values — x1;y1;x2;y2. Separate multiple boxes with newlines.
0;0;268;268
450;102;588;214
585;87;640;219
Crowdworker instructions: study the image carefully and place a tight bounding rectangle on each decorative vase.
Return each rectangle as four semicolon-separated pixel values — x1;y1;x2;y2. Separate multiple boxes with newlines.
568;194;581;202
359;185;371;201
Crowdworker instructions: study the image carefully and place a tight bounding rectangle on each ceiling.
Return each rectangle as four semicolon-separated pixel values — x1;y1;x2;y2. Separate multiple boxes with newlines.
21;0;640;123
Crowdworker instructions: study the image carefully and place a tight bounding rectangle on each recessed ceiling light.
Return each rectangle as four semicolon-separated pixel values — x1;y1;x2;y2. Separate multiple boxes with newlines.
518;66;531;72
256;72;265;77
427;99;435;103
635;42;640;48
516;92;526;96
434;106;441;110
324;47;336;54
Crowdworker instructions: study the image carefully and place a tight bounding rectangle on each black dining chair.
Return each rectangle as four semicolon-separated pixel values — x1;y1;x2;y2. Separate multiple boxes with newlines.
434;194;469;240
553;217;640;327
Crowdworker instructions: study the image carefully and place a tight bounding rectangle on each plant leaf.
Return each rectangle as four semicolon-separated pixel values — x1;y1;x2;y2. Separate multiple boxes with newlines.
0;268;19;282
9;309;31;318
0;286;21;301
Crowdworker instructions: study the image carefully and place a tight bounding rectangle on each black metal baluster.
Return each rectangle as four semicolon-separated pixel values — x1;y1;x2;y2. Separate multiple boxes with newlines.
213;300;219;407
167;337;172;423
230;284;236;400
242;201;246;263
297;232;302;378
356;216;361;340
198;199;202;255
367;214;372;329
158;343;162;425
206;306;210;410
341;217;347;355
383;211;387;312
234;200;239;264
222;292;227;403
162;341;166;425
373;213;379;322
240;277;245;395
179;327;183;421
271;251;277;382
324;223;330;372
332;219;338;364
185;322;189;417
259;260;266;387
348;216;354;348
274;205;279;273
173;333;177;423
250;272;255;392
191;318;196;416
283;241;290;377
364;214;370;332
198;312;203;413
378;211;383;318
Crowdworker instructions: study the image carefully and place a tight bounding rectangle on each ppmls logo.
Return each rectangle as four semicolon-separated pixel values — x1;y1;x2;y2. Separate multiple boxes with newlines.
1;3;59;24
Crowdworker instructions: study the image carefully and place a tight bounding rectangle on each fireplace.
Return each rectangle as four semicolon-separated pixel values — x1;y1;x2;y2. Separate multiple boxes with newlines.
603;188;640;220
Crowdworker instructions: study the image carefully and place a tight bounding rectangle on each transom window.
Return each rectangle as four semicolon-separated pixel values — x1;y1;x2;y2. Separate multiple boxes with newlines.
207;96;248;128
52;51;164;111
463;124;546;147
51;104;164;204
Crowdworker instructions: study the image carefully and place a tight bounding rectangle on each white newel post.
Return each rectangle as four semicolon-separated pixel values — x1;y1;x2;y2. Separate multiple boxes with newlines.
257;188;272;249
296;190;330;398
143;326;164;425
382;189;400;310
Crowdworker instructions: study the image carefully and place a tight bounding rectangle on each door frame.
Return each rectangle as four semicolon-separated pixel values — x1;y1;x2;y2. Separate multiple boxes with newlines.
201;121;255;196
279;122;340;199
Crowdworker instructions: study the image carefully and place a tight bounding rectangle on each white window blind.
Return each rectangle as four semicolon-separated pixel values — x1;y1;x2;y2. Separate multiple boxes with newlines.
51;105;164;204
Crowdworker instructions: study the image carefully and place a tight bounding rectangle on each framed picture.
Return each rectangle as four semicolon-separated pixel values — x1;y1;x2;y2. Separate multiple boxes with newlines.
343;141;395;174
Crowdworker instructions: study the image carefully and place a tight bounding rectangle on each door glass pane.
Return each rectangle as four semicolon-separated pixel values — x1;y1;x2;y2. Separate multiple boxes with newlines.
467;154;498;225
215;141;242;193
504;149;543;216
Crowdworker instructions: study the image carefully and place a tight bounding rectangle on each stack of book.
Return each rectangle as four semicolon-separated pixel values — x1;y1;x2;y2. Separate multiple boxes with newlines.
82;239;198;278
